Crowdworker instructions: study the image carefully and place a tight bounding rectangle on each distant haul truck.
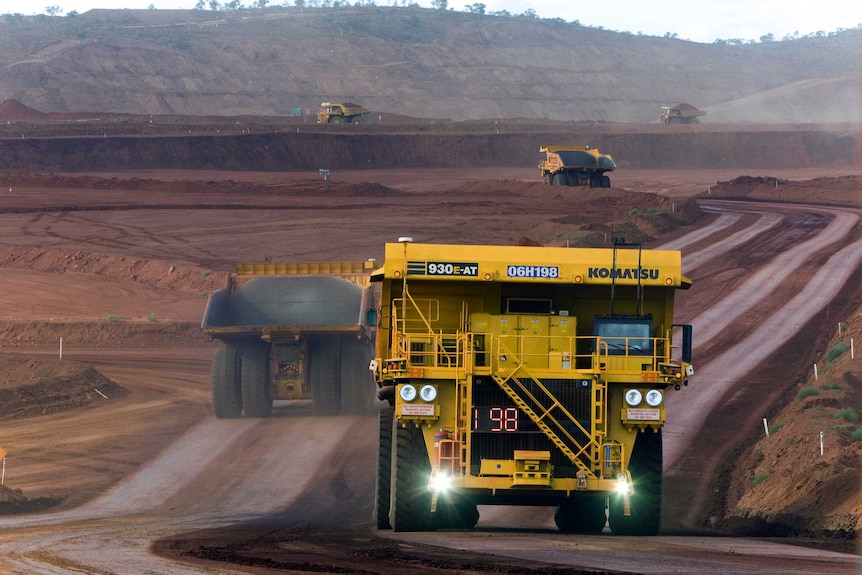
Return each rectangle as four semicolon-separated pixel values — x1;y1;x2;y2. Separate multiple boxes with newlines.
660;103;706;124
201;261;379;417
317;102;370;124
539;145;616;188
371;240;694;534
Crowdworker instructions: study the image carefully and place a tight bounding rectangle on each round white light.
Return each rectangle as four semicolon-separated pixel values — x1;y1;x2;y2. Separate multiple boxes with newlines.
624;389;642;406
431;472;450;492
399;384;417;402
419;385;437;402
645;389;663;407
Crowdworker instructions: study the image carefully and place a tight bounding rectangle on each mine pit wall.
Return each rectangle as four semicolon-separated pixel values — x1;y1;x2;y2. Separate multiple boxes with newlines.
0;129;857;172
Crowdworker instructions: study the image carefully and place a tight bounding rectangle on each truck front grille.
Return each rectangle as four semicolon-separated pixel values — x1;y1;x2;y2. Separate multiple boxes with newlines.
470;377;593;477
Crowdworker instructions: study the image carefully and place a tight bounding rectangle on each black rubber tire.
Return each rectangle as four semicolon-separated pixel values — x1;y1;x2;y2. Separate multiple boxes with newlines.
340;340;375;414
543;173;553;185
435;498;480;530
552;172;569;186
331;116;344;124
374;408;394;529
311;340;341;415
608;430;663;535
601;175;611;188
555;495;607;533
212;348;242;418
589;173;601;188
241;345;272;417
390;423;434;532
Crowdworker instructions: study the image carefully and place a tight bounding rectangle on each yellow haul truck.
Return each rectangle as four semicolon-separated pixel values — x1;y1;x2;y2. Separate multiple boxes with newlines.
202;261;378;418
539;145;616;188
371;240;693;534
317;102;370;124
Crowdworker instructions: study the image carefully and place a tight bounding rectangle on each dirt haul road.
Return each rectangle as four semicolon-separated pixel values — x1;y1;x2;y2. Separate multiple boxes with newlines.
0;168;858;574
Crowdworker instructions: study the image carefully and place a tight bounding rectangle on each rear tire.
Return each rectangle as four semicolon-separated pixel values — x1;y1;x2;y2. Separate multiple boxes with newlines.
552;172;569;186
340;340;375;414
241;345;272;417
555;495;607;533
374;408;394;529
212;348;242;418
311;340;341;415
609;430;663;535
601;175;611;188
390;423;434;532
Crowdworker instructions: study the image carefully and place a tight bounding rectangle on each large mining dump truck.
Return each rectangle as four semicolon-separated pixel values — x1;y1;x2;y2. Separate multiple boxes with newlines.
660;103;706;124
372;240;694;534
201;261;379;418
539;145;616;188
317;102;370;124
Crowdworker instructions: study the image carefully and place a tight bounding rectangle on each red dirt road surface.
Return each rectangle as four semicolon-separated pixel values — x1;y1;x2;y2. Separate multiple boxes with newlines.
0;125;859;573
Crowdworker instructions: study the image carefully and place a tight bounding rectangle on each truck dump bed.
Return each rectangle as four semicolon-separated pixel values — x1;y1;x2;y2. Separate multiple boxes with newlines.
201;261;375;338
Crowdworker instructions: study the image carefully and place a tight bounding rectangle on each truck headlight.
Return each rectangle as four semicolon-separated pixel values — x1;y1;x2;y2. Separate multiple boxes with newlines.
645;389;663;407
419;385;437;402
624;389;642;406
399;384;417;402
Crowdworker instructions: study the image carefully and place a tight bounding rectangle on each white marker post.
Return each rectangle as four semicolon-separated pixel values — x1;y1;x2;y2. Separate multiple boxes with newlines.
763;418;769;437
59;337;63;360
819;431;824;456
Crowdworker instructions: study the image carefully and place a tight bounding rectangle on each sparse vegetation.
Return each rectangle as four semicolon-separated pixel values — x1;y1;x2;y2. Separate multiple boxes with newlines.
852;428;862;442
768;421;785;435
825;341;849;363
107;315;120;323
833;407;859;423
752;471;770;487
796;385;820;400
147;313;158;322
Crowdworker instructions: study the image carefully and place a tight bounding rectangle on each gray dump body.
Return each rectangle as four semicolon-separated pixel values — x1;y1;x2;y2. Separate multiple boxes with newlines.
203;271;378;418
202;275;366;336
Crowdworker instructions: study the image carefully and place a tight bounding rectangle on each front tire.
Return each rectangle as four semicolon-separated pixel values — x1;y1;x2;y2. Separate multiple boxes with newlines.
390;423;434;532
374;408;394;529
435;497;479;530
552;172;569;186
212;348;242;418
241;345;272;417
555;495;607;533
609;430;663;535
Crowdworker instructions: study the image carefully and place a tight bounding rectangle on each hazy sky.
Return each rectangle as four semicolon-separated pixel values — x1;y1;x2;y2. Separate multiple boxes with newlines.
2;0;860;44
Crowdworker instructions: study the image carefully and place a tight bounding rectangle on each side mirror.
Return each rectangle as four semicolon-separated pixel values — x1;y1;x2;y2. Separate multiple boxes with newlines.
674;324;693;363
365;309;377;327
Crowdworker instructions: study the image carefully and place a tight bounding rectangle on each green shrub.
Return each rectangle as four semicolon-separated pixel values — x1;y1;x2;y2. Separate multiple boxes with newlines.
796;385;820;400
821;381;841;391
752;471;770;487
147;313;158;322
768;421;785;435
202;269;211;277
826;342;849;363
851;428;862;442
833;407;859;423
107;315;120;323
628;208;640;216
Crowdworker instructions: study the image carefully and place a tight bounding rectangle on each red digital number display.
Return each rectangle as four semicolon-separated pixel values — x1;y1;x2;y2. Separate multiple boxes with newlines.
472;407;519;432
